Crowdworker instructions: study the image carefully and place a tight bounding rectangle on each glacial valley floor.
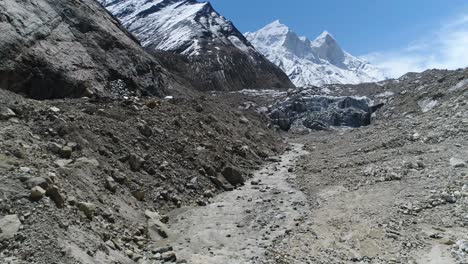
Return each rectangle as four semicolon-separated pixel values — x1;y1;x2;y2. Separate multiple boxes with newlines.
166;117;468;264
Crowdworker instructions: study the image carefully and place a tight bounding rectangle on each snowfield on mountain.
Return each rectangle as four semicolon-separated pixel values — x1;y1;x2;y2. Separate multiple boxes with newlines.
98;0;294;91
246;20;387;87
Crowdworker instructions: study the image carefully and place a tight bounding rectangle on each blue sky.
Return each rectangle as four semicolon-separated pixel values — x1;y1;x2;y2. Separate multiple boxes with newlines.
210;0;468;77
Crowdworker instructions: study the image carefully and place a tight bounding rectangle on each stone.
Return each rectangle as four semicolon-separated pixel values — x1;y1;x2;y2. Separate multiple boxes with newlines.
77;202;96;219
203;165;216;177
59;146;73;159
221;167;245;186
146;101;159;109
73;157;99;167
195;104;204;113
49;106;61;113
411;133;421;141
203;190;214;198
132;190;145;201
19;167;32;173
112;172;127;184
152;246;173;254
54;159;73;168
30;186;46;200
385;172;402;181
0;215;21;241
145;210;170;241
239;116;250;125
129;154;144;171
48;142;63;154
26;177;49;190
441;193;457;204
440;237;456;245
0;107;16;120
105;177;118;193
47;185;65;208
161;251;177;262
138;124;153;137
125;250;134;258
450;157;466;168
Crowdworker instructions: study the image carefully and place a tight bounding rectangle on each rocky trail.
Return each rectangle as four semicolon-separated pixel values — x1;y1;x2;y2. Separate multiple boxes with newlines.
161;144;309;264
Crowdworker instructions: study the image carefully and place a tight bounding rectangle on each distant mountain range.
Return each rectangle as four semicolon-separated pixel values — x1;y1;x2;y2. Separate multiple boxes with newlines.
98;1;386;89
98;0;294;91
245;20;387;87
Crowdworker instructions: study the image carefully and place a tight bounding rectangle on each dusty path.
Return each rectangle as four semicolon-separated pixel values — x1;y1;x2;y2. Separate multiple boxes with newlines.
166;143;309;264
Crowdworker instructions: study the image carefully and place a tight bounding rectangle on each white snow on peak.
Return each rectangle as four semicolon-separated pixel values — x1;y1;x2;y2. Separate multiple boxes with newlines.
315;30;333;40
99;0;256;56
246;21;387;87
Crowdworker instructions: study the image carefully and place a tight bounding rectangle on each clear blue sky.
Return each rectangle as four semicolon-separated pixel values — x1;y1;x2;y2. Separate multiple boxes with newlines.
209;0;468;56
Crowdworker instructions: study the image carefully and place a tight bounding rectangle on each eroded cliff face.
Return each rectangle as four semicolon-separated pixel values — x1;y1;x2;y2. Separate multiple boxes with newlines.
0;0;171;99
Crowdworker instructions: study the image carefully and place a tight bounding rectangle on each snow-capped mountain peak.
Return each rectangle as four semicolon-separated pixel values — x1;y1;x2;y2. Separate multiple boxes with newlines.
98;0;294;90
245;20;290;49
315;30;334;41
99;0;254;56
246;21;387;87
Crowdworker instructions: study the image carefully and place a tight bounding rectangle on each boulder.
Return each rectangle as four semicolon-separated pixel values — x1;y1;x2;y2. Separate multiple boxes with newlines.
48;142;63;154
0;215;21;241
77;202;96;219
0;107;16;120
129;154;144;171
161;251;177;262
59;146;73;159
30;186;46;200
138;124;153;137
26;177;49;190
221;167;245;186
132;190;145;201
47;185;65;208
450;157;466;168
73;157;99;167
112;172;127;184
105;177;118;193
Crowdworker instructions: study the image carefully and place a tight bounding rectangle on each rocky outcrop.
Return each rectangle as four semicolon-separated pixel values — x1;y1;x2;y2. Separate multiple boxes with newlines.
269;90;383;131
151;48;293;92
0;0;170;99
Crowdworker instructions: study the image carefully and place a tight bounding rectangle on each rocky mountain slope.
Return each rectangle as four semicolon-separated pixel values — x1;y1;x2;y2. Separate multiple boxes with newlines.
245;20;386;87
0;0;175;99
98;0;294;91
0;89;286;264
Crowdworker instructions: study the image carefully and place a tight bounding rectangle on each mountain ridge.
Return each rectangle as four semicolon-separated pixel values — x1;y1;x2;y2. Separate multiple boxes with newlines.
98;0;294;91
245;20;386;87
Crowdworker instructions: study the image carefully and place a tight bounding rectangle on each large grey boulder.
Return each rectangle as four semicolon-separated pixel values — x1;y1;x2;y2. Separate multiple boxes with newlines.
0;215;21;241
